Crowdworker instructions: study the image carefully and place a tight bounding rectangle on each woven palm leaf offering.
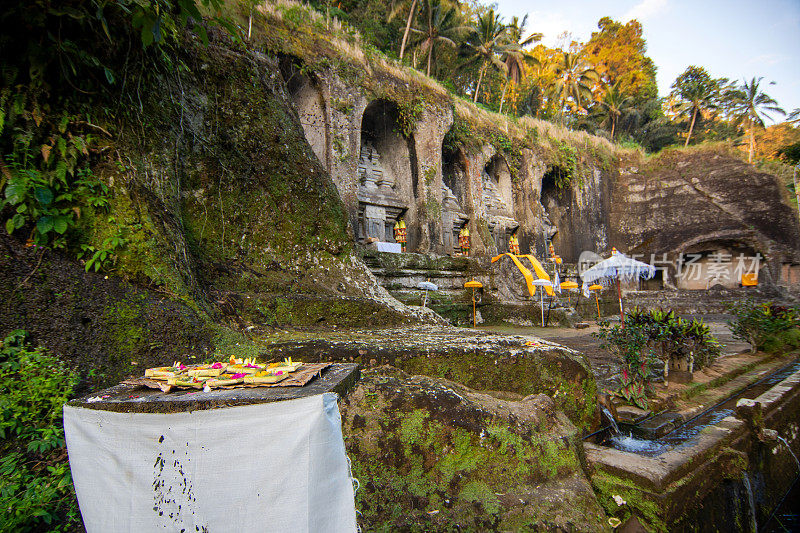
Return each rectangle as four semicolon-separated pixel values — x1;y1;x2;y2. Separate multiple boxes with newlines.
225;356;266;375
166;375;208;389
144;361;188;379
243;357;302;384
205;373;247;387
141;357;308;391
187;362;228;377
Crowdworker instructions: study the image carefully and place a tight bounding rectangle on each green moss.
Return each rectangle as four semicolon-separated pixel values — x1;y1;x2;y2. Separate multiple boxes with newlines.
458;481;501;515
243;295;407;328
345;378;593;532
101;295;146;374
424;195;442;220
399;409;430;447
398;351;596;429
209;324;262;361
591;470;665;533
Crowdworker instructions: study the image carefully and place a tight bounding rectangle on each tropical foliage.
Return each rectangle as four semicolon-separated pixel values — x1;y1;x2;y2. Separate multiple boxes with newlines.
322;1;795;163
729;301;800;353
728;77;786;162
596;308;721;409
0;330;80;531
1;0;229;261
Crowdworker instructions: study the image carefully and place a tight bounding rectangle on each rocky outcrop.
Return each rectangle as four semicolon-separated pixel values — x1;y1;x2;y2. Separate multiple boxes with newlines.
340;366;609;531
258;325;598;429
611;149;800;286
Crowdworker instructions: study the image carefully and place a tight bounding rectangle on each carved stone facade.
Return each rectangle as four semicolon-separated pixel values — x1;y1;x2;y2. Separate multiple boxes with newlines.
482;164;518;254
280;61;800;290
356;144;406;243
441;183;468;254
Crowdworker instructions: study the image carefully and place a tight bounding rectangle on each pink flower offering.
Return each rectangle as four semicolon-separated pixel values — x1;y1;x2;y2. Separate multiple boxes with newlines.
244;363;261;369
231;373;247;379
179;364;187;370
275;371;283;376
211;362;223;369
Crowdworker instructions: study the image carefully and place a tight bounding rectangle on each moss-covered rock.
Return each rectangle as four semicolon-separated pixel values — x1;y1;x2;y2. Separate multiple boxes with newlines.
340;366;608;531
0;233;213;391
257;326;598;429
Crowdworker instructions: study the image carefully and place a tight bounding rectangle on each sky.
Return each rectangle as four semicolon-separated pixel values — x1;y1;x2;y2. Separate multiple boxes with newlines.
493;0;800;122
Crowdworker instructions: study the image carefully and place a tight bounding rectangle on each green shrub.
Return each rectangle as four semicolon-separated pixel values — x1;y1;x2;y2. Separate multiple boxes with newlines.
729;301;800;353
0;330;80;532
596;308;721;408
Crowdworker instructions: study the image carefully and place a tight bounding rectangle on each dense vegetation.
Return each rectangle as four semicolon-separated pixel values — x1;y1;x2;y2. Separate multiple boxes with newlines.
0;331;80;531
597;309;720;408
0;0;231;263
2;0;798;250
729;301;800;354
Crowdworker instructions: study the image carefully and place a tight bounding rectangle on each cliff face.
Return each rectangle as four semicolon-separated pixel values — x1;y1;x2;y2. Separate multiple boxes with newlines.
1;29;438;387
610;148;800;286
256;4;800;290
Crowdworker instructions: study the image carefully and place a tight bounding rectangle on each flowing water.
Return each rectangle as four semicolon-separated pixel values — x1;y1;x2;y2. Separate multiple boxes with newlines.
777;436;800;474
742;473;758;533
602;359;800;457
601;406;619;435
606;433;670;455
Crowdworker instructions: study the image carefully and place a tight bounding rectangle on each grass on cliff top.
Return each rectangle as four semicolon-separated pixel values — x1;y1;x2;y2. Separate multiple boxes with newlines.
252;0;448;99
223;0;634;160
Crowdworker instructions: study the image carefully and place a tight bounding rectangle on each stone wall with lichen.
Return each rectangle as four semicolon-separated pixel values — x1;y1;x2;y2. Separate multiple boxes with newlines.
611;148;800;286
255;326;599;429
342;367;604;531
340;366;609;531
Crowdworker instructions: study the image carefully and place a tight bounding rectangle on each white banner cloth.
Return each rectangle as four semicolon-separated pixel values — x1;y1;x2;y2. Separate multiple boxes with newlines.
375;242;401;253
64;393;357;532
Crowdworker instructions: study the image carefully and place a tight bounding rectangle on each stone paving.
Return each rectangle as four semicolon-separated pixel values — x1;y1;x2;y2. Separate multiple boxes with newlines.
480;314;751;389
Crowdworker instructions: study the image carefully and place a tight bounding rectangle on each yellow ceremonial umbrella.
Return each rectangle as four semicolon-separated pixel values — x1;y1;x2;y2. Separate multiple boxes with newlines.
560;281;579;305
464;279;483;328
589;284;603;319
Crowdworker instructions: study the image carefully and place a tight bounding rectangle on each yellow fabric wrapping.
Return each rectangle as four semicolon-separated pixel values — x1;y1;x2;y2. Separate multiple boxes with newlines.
517;254;556;296
491;253;555;296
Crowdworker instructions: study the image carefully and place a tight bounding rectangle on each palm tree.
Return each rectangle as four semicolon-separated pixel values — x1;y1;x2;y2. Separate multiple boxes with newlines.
408;0;471;77
460;9;509;103
497;15;541;114
594;82;635;138
729;77;785;163
548;52;600;119
670;66;720;147
389;0;420;61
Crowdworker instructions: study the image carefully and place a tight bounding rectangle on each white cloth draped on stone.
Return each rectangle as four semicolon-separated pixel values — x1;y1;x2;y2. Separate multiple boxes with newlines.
64;393;357;533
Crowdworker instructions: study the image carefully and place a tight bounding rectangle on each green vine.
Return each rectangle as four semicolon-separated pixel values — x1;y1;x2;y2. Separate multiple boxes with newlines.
443;113;479;152
396;98;426;138
551;141;579;189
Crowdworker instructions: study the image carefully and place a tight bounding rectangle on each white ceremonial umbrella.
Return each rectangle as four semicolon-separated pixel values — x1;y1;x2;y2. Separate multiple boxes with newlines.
417;280;438;307
580;248;655;324
532;278;552;327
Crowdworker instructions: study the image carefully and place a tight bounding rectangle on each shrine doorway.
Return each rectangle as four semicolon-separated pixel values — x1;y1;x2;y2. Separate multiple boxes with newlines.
357;100;415;248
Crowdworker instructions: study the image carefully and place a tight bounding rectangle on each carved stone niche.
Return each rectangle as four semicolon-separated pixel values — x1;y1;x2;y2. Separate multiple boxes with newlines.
487;218;519;254
442;183;469;254
482;170;511;216
356;143;407;243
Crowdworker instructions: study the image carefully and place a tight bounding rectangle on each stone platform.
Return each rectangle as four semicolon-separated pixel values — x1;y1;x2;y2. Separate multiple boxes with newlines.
68;363;360;413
